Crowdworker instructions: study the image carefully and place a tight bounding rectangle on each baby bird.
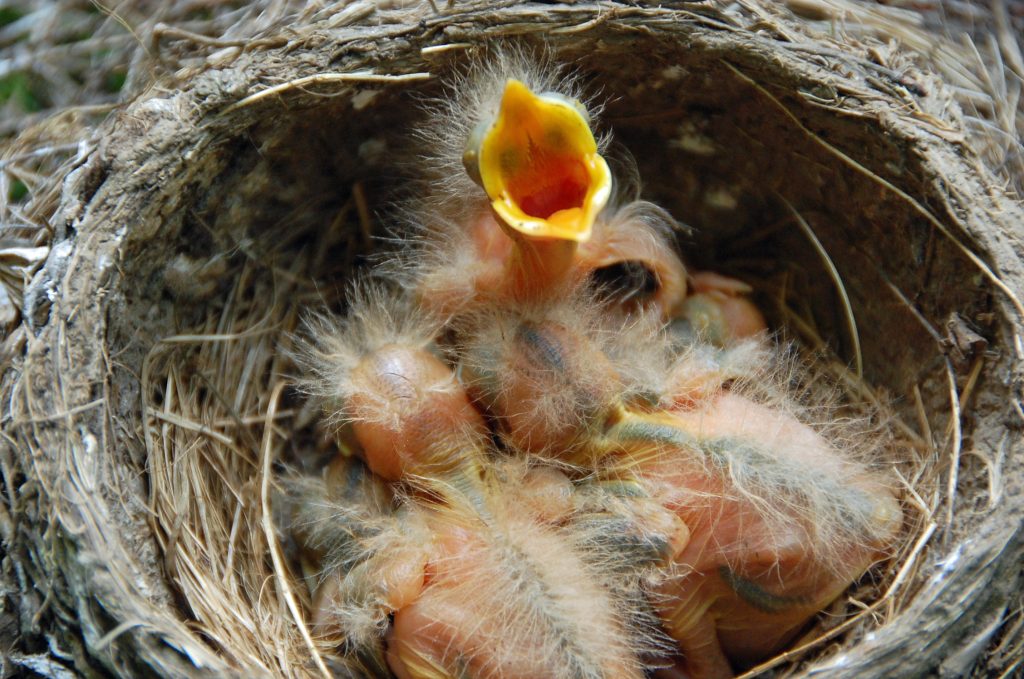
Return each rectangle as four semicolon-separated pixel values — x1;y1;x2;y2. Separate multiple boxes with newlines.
294;283;652;679
284;456;426;673
386;54;691;323
456;293;623;460
295;283;488;482
406;200;692;322
604;396;901;678
288;50;902;679
456;294;901;678
386;463;654;679
674;271;767;345
396;58;762;344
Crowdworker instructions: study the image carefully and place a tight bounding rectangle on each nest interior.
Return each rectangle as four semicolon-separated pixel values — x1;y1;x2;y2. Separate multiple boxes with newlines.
4;3;1024;678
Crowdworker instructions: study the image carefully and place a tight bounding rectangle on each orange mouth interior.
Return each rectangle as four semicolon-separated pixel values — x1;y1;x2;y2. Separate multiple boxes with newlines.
476;80;611;242
510;154;590;220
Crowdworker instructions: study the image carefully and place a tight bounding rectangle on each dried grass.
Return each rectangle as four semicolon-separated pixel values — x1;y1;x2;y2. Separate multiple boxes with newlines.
142;222;352;676
1;1;1022;678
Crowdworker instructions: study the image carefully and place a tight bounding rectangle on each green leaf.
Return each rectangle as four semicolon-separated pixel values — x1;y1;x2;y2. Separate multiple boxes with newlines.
8;179;28;203
0;73;42;112
104;70;127;93
0;7;24;28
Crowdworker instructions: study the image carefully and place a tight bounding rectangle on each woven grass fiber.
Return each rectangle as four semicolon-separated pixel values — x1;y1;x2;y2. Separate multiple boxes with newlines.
1;1;1023;677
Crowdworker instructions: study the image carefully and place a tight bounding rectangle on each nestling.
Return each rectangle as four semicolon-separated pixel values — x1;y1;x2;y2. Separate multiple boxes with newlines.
283;51;904;679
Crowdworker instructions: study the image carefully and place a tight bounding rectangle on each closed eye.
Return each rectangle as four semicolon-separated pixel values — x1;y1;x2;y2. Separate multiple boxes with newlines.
588;260;661;304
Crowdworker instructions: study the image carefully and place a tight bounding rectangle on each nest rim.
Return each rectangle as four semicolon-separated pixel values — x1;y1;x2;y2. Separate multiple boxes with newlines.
3;2;1024;678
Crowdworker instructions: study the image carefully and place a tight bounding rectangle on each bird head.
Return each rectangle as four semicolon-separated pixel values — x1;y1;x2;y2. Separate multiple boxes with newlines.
463;79;611;243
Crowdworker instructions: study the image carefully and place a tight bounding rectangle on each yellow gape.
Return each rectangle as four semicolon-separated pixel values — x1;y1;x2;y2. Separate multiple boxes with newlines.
467;79;611;242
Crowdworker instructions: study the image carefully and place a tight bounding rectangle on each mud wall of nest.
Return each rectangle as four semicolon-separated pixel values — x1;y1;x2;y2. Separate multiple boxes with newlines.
2;2;1023;678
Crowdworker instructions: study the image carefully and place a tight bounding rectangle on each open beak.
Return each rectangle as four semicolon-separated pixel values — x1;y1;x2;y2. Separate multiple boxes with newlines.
464;79;611;243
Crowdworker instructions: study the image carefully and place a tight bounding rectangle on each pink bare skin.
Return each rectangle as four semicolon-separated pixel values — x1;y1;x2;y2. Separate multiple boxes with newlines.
608;393;902;678
485;319;621;457
456;296;898;678
417;211;514;319
418;207;689;320
515;464;576;523
417;210;577;318
679;271;767;345
312;544;428;635
576;212;688;318
386;505;644;679
324;335;646;679
659;342;767;411
347;344;488;481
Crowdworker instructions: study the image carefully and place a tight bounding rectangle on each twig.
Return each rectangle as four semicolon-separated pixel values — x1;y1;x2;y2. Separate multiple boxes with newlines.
146;407;235;446
152;23;286;50
352;181;374;250
736;598;886;678
724;60;1024;325
11;398;104;425
780;196;863;379
259;381;331;679
942;361;962;539
94;620;147;651
993;0;1024;82
421;43;472;56
90;0;154;61
882;520;937;603
551;8;613;34
222;71;432;113
963;431;1008;510
912;384;934;456
880;276;945;347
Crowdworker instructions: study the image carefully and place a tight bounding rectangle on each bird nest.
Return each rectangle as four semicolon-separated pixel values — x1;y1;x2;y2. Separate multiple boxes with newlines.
2;1;1023;677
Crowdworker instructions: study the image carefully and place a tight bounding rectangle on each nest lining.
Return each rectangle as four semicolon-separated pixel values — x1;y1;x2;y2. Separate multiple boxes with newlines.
2;2;1023;678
